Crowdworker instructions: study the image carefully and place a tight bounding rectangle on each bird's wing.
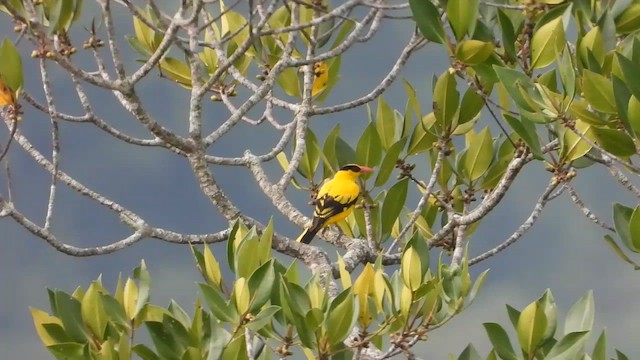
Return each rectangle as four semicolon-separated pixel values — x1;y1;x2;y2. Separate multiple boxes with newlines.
313;180;360;220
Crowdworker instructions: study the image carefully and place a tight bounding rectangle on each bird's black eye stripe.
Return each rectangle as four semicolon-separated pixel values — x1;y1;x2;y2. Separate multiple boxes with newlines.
340;164;360;172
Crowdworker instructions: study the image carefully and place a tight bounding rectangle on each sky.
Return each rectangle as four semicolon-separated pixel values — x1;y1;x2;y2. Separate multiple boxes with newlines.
1;2;639;359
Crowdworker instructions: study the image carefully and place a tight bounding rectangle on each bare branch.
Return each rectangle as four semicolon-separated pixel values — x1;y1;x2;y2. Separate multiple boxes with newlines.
312;32;422;115
38;59;60;231
429;154;528;247
98;0;127;79
565;184;615;232
469;181;560;266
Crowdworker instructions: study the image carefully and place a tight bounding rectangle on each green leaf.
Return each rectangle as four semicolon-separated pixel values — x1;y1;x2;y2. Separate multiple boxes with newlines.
494;66;541;113
146;320;183;360
376;96;398;149
404;80;422;119
81;282;107;340
132;344;160;360
465;127;494;181
198;283;235;323
564;290;594;334
30;308;66;347
627;206;640;253
457;343;482;360
615;3;640;33
409;0;445;44
53;290;87;343
325;288;356;347
558;46;576;103
298;128;321;180
132;13;156;51
517;301;547;356
613;203;636;253
407;119;437;156
47;343;87;358
258;218;273;263
503;114;543;159
401;246;422;291
483;323;518;360
247;260;276;313
221;334;248;360
355;122;383;169
579;27;604;67
160;57;192;88
163;314;191;350
538;289;558;345
276;67;301;98
48;0;75;33
582;70;616;114
560;120;593;163
497;10;517;63
455;40;494;65
467;269;489;306
125;35;153;58
220;1;250;47
591;127;636;157
592;330;607;360
531;17;565;69
458;88;484;126
433;71;460;131
447;0;478;41
604;235;640;270
375;138;407;187
322;125;341;177
545;331;589;360
614;53;640;102
335;136;356;167
381;178;408;239
246;305;280;331
0;39;23;92
206;319;230;360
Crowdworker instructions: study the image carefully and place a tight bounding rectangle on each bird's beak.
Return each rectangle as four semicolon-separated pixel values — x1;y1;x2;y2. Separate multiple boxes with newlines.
359;166;374;173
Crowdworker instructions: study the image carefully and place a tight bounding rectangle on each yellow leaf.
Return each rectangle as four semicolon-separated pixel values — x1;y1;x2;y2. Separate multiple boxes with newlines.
204;244;222;288
159;57;192;88
455;40;495;65
353;264;375;327
401;247;422;291
372;270;387;313
337;255;352;289
30;308;62;347
399;283;412;318
233;277;250;314
312;62;329;96
123;278;138;320
531;18;565;69
307;280;325;309
562;119;593;163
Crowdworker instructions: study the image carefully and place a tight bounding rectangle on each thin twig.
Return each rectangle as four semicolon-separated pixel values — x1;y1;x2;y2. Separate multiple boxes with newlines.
469;181;560;265
388;145;446;253
565;184;615;232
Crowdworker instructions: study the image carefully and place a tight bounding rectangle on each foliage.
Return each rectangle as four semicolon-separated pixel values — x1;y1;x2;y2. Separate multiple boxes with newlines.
455;289;630;360
0;0;639;358
31;220;487;359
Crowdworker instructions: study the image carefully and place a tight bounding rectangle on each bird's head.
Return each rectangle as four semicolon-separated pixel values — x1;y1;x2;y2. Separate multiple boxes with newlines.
336;164;374;180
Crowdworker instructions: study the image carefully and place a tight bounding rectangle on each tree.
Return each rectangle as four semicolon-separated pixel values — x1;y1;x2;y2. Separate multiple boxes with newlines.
0;0;638;358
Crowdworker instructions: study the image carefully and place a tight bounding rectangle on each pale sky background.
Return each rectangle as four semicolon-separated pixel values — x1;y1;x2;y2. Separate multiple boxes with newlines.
1;2;639;359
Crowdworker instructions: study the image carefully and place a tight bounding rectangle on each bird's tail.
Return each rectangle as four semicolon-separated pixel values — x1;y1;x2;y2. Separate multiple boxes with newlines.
296;222;323;244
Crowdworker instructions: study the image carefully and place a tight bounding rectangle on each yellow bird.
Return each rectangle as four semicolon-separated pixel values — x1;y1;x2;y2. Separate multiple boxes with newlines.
297;164;373;244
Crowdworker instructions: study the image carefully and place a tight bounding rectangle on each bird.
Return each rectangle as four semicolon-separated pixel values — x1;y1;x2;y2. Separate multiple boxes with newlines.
296;164;373;244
